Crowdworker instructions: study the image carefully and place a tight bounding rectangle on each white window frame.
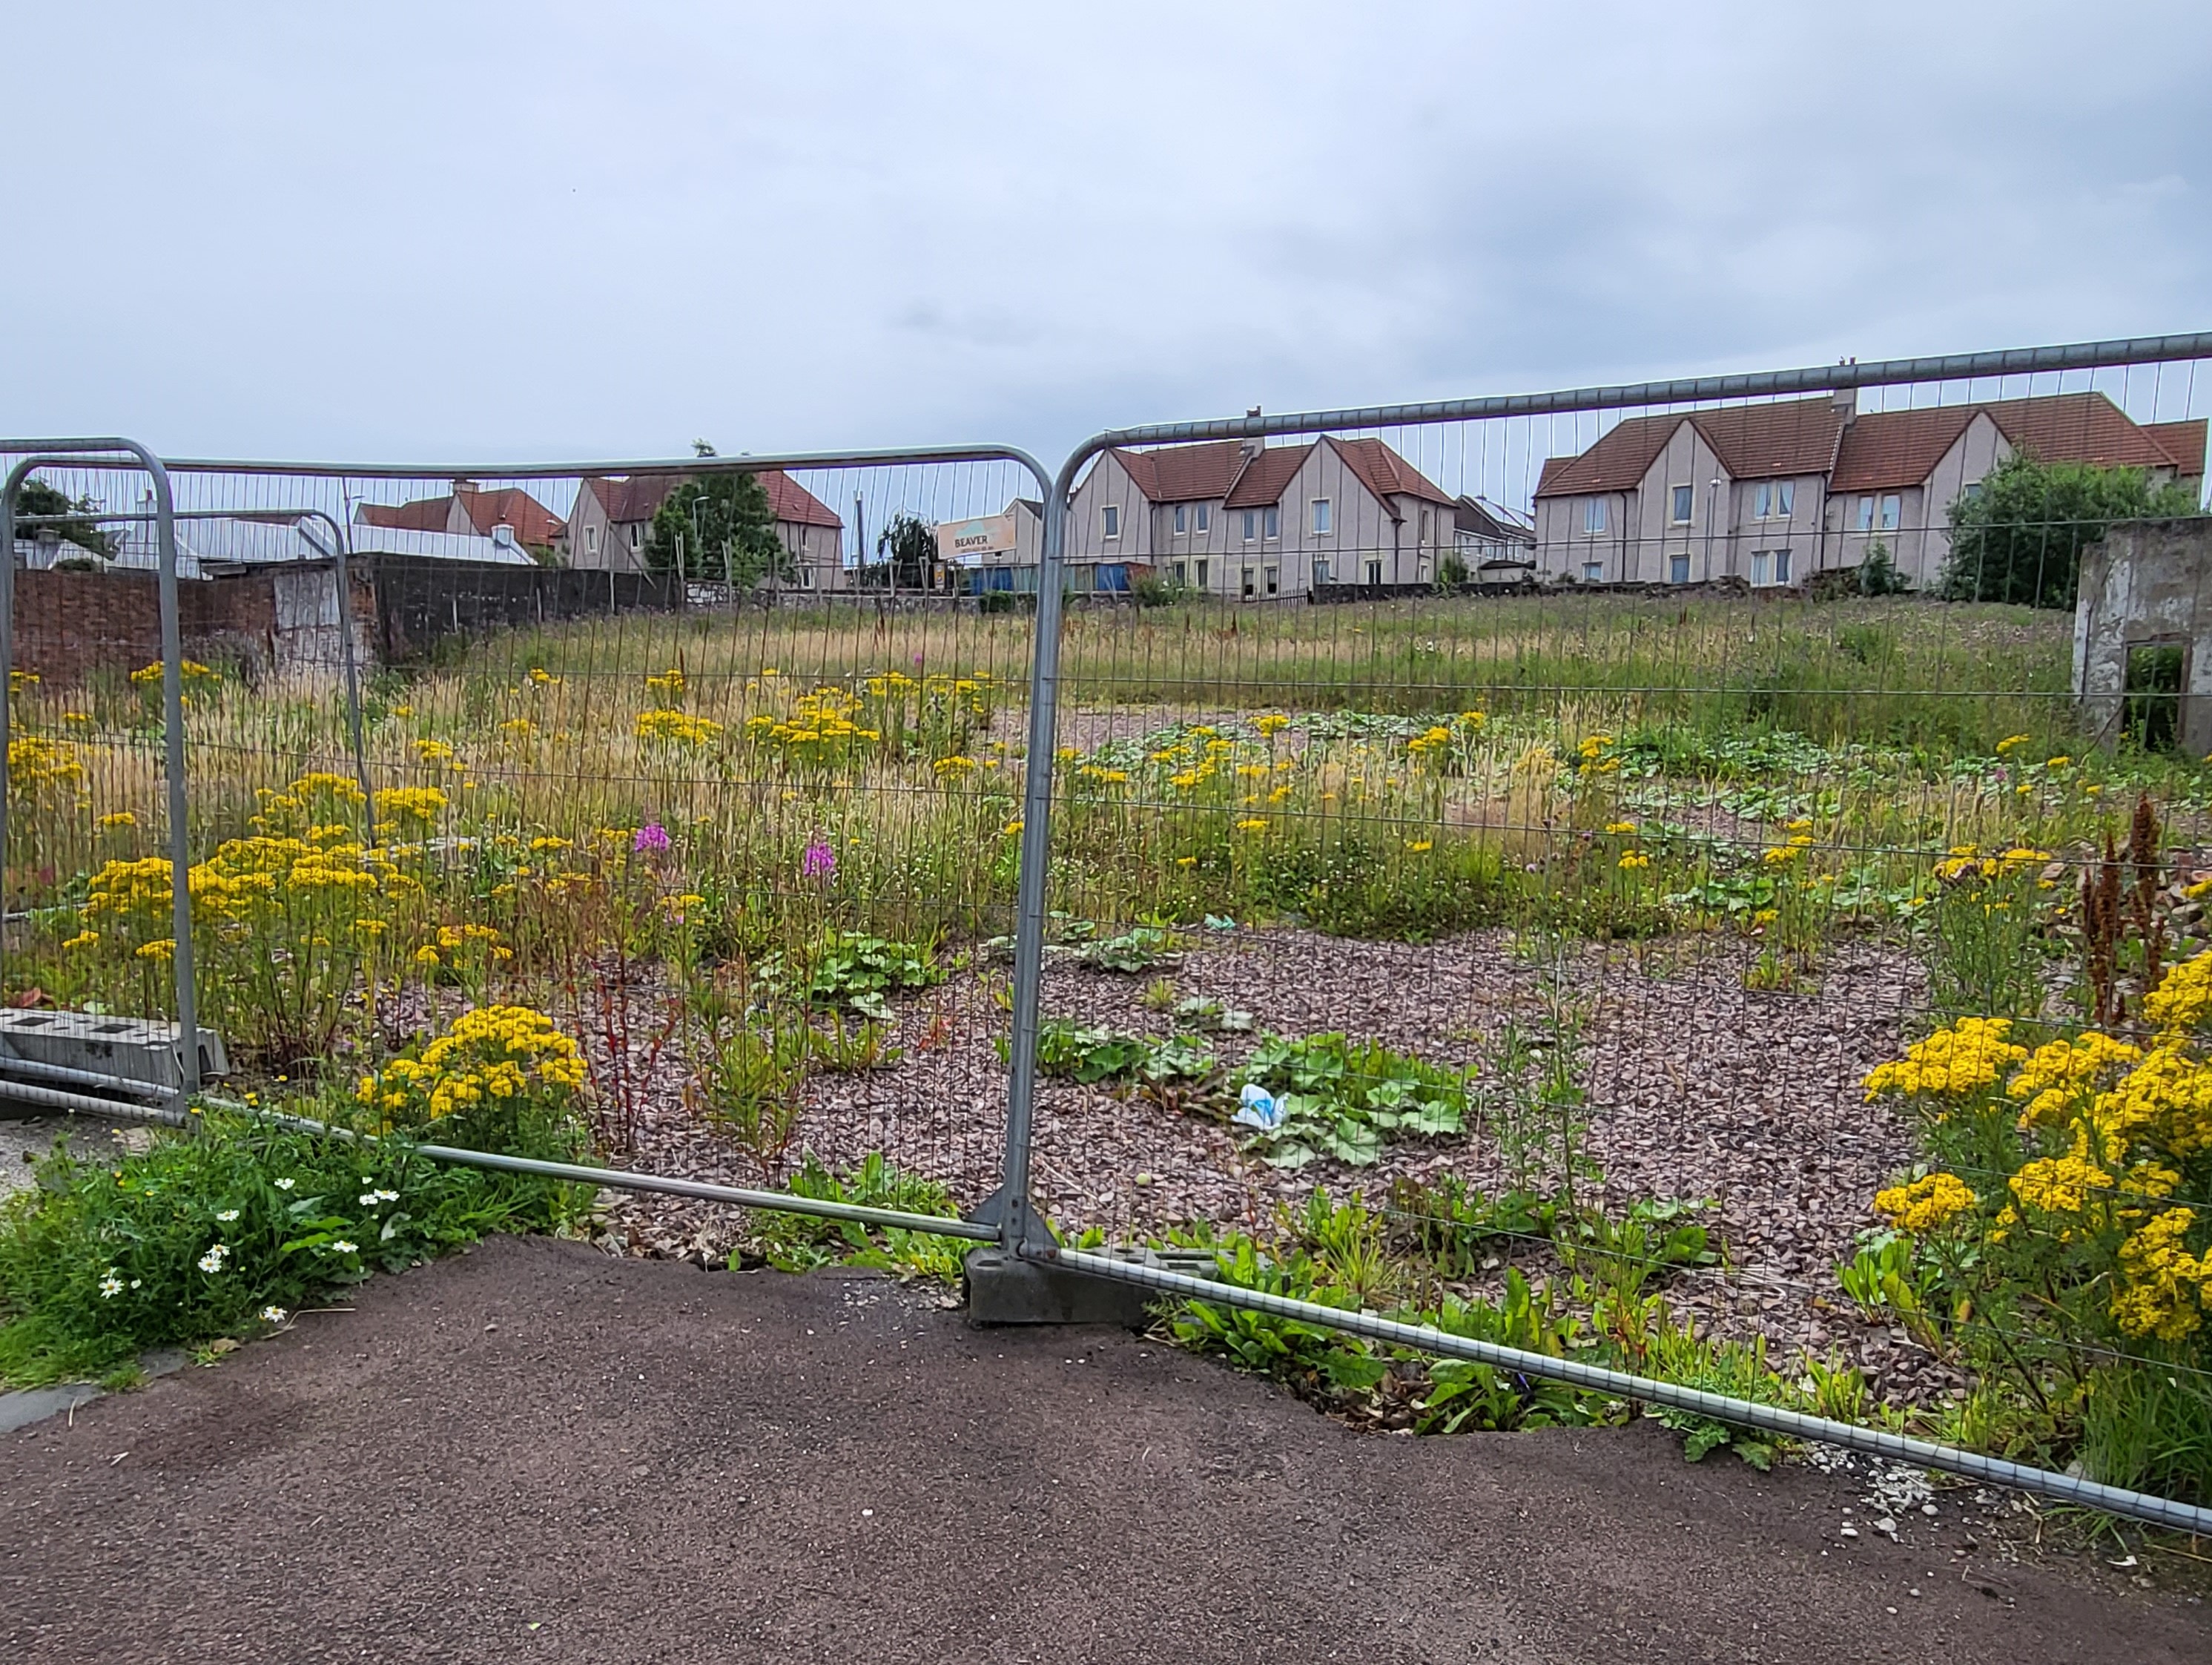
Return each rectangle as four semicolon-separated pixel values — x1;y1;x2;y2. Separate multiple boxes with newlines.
629;524;644;550
1195;558;1209;589
1962;481;1985;504
1172;503;1186;535
1310;498;1332;536
1774;547;1792;584
1669;553;1691;583
1241;566;1256;599
1264;505;1281;540
1313;556;1331;584
585;524;599;555
1582;560;1604;583
1195;503;1210;533
1751;550;1772;587
1854;495;1875;533
1582;498;1607;535
1101;503;1120;541
1241;510;1256;543
1265;564;1279;596
1878;494;1901;532
1777;481;1795;518
1419;507;1432;541
1170;560;1187;586
1670;484;1692;525
1366;558;1383;585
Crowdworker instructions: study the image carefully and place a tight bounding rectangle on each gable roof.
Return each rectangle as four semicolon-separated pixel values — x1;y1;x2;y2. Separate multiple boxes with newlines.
1828;406;1980;493
357;484;564;546
761;469;842;530
579;470;842;531
1534;398;1848;498
1222;443;1315;509
1105;440;1244;503
1830;392;2194;493
1325;436;1456;510
1455;494;1536;544
2147;419;2208;481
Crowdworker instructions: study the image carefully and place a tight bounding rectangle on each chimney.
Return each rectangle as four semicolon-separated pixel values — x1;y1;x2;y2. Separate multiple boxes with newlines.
1831;387;1857;423
1239;405;1265;465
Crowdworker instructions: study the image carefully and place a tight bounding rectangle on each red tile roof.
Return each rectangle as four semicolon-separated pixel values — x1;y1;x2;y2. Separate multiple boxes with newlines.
354;497;455;533
357;485;564;545
1535;398;1848;498
761;469;842;530
581;475;683;525
1542;390;2204;499
1222;444;1315;510
1106;441;1244;502
1828;406;1979;493
1325;436;1456;510
2145;419;2208;479
580;470;842;531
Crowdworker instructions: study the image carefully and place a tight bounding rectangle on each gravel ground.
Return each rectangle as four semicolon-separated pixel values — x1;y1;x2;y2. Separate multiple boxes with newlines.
588;923;1959;1402
4;1234;2203;1665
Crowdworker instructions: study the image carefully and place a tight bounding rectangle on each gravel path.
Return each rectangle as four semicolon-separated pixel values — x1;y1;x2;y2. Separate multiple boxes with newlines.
588;923;1957;1401
4;1235;2202;1664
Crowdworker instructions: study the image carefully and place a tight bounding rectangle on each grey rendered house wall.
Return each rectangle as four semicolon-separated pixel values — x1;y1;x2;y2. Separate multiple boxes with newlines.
2075;518;2212;756
1723;469;1826;586
1066;453;1155;564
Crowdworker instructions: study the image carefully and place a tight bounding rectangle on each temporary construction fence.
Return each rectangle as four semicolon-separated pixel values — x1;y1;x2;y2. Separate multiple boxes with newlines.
8;329;2212;1535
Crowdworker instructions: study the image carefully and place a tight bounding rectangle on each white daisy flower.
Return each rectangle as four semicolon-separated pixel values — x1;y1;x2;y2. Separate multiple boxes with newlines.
216;1208;240;1222
274;1178;296;1191
99;1272;125;1299
197;1244;229;1274
259;1305;288;1324
329;1239;357;1256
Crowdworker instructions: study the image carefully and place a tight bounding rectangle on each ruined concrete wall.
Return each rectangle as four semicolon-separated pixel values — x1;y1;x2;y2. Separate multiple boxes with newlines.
2075;518;2212;754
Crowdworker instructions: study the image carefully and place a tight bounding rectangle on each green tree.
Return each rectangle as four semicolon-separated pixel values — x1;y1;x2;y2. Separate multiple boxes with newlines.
1939;452;2201;609
646;448;785;586
11;480;111;557
871;510;937;591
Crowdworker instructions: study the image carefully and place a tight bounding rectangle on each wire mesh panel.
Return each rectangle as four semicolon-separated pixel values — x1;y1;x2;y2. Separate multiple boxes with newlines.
1011;348;2212;1509
7;446;1049;1262
0;458;200;1035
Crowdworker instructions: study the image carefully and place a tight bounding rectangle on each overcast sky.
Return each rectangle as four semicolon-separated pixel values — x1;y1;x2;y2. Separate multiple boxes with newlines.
4;1;2208;477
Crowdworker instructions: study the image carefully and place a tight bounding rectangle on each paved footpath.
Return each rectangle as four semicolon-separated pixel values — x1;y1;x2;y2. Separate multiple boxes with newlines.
3;1235;2205;1664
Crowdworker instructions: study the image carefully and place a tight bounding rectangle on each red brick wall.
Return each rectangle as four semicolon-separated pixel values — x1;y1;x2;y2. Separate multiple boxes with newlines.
7;567;365;686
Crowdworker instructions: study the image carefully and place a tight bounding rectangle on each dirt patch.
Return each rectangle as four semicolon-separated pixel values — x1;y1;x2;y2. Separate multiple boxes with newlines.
4;1236;2202;1665
584;924;1954;1400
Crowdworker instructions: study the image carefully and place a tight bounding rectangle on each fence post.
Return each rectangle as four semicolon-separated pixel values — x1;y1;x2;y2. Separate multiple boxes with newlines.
0;441;200;1096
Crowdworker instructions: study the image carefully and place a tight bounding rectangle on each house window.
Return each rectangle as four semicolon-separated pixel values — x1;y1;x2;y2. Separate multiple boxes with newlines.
1754;481;1795;519
1310;499;1332;535
1671;485;1692;524
799;565;814;588
1582;560;1604;583
1264;505;1281;539
1774;548;1792;584
1963;481;1985;504
1195;559;1209;589
1419;508;1432;541
629;524;644;550
1314;557;1331;584
1878;494;1901;532
1195;504;1210;533
1752;551;1771;587
1172;504;1186;535
1670;553;1691;583
1101;504;1120;540
1366;559;1382;584
1582;499;1607;535
1241;510;1257;542
1241;566;1255;599
585;525;599;555
1854;495;1875;532
1265;565;1279;596
1170;561;1187;586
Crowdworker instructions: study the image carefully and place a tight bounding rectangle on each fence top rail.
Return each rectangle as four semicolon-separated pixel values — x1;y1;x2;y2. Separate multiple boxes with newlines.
150;441;1051;489
1077;331;2212;456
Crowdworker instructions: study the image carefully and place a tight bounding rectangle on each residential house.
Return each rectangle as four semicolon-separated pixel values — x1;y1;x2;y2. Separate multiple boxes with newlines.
1066;429;1458;599
1453;495;1536;571
566;470;847;591
355;481;565;558
1532;391;2207;590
